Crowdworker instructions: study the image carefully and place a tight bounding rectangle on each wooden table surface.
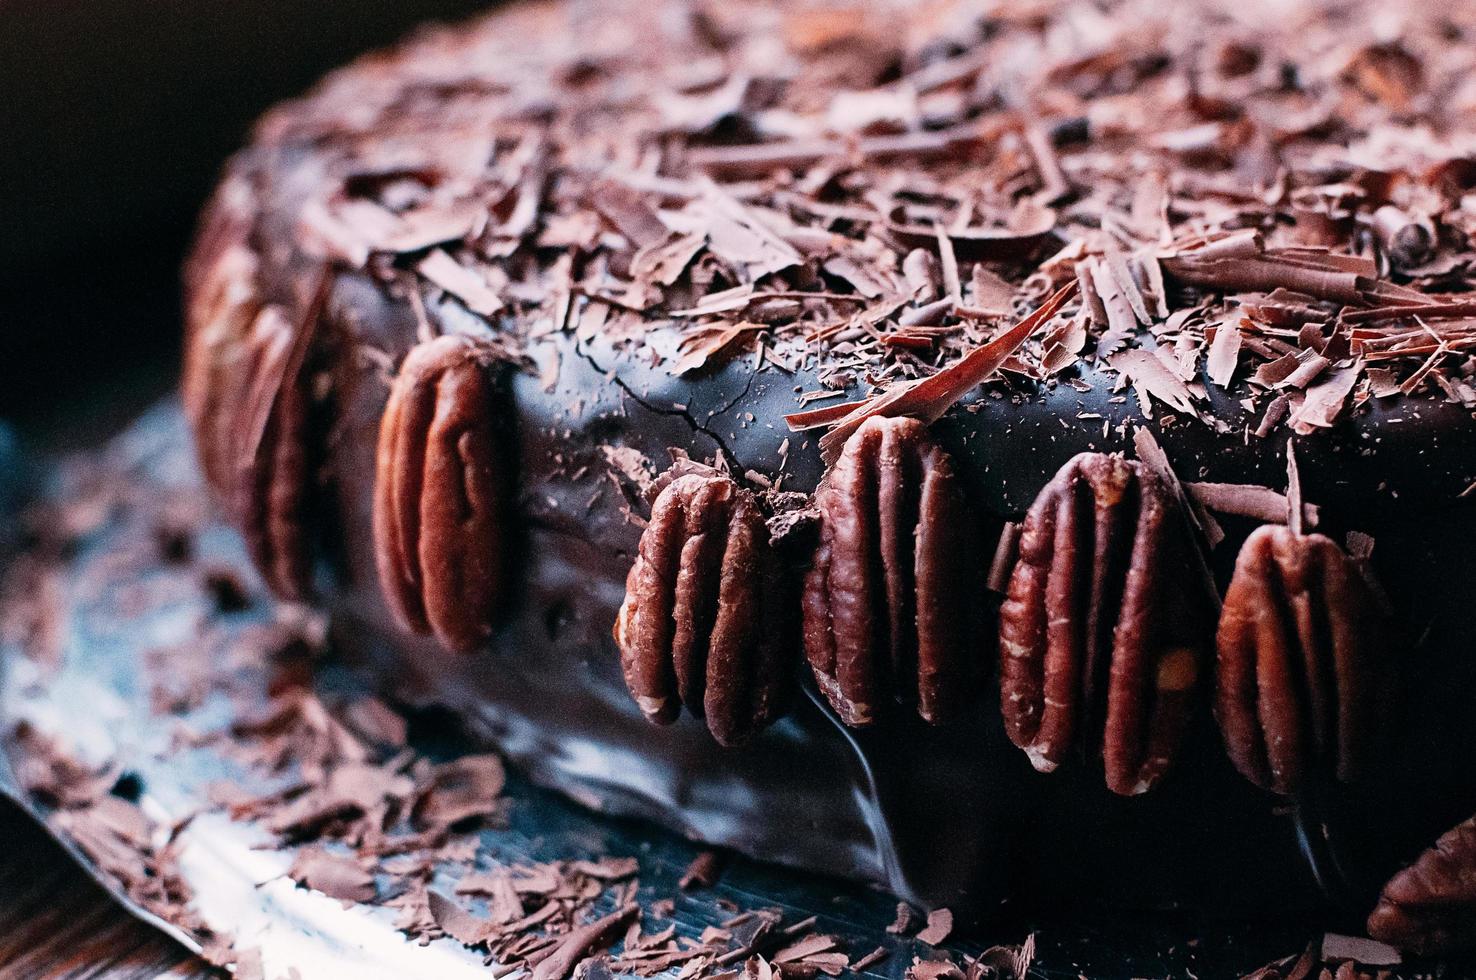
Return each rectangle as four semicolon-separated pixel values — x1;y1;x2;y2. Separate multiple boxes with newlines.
0;800;212;979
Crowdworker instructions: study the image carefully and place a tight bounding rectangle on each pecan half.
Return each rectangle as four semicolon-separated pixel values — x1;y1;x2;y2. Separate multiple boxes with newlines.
999;453;1212;796
801;416;974;726
231;299;330;602
182;243;264;497
1215;524;1390;795
614;472;789;746
1368;814;1476;956
374;334;510;654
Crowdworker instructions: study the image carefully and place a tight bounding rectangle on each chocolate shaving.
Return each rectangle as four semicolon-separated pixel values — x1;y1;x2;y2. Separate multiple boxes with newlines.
634;233;706;287
680;850;728;890
288;847;377;904
807;282;1077;463
417;250;504;318
935;225;961;303
686;124;993;179
428;889;499;945
1288;362;1362;433
1285;441;1305;536
1132;427;1224;602
1320;933;1401;967
915;908;953;947
411;754;507;830
907;958;963;980
886;902;918;936
1186;482;1320;528
698;189;802;282
1088;259;1139;357
528;904;640;980
591;181;671;249
1161;235;1388;308
986;522;1022;594
888;209;1057;263
672;323;767;376
1109;348;1200;417
1206;316;1244;388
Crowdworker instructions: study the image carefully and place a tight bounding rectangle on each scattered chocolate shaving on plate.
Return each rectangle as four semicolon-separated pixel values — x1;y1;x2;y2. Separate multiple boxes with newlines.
288;846;378;904
886;902;917;936
914;908;953;947
680;850;728;891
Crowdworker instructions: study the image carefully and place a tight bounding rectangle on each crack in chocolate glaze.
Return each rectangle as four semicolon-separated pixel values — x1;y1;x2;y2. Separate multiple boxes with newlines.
576;342;743;476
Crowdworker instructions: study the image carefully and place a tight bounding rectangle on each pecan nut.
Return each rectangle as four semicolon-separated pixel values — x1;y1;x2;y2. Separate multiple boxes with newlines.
182;241;264;498
1367;814;1476;956
230;299;330;602
614;472;789;747
183;176;281;505
999;453;1212;796
374;334;510;654
1215;524;1390;795
801;416;974;727
183;208;333;603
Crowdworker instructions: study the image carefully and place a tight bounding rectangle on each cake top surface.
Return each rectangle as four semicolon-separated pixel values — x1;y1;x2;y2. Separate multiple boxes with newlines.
232;0;1476;471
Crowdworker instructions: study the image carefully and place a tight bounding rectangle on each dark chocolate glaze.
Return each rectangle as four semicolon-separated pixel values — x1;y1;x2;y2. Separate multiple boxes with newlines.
311;262;1476;920
182;0;1476;928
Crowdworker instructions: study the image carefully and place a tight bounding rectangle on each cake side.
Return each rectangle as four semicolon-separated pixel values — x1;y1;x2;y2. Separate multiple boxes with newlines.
182;0;1476;951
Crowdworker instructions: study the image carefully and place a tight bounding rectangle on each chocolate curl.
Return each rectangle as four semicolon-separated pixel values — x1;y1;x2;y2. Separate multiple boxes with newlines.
1160;233;1410;307
1165;256;1365;305
235;267;329;479
805;282;1077;464
686;122;999;179
1286;440;1304;535
887;206;1058;262
527;903;640;980
1371;204;1436;271
1131;427;1222;610
1185;482;1320;528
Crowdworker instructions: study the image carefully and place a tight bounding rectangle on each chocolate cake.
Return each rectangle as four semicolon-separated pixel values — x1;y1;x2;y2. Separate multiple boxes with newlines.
181;0;1476;956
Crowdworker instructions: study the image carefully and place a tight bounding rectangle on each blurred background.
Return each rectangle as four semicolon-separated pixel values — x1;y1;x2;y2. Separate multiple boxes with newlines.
0;0;492;448
0;4;491;973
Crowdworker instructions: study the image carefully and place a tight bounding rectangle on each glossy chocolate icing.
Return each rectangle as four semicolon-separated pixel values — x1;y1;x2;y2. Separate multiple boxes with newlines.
183;0;1476;932
311;264;1476;919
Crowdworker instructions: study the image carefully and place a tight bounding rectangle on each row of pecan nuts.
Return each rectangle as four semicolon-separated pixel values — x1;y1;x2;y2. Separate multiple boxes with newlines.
185;262;1442;951
184;263;1392;801
611;414;1443;952
623;414;1392;805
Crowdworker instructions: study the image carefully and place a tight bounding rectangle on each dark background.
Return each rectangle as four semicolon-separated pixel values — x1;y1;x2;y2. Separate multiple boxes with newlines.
0;4;491;974
0;0;492;447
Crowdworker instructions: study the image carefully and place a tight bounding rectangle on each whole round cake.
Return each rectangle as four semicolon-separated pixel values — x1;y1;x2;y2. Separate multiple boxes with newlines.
182;0;1476;956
